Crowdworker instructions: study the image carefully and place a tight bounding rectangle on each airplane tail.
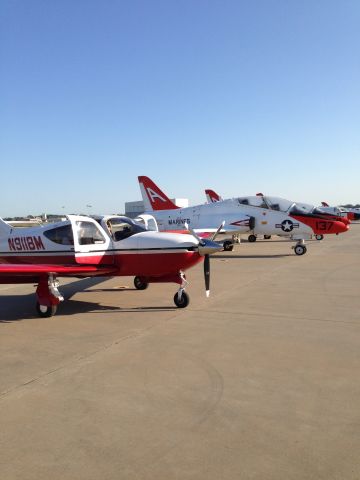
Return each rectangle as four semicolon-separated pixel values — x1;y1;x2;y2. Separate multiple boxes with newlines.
0;218;12;235
321;201;329;207
205;189;222;203
138;176;180;211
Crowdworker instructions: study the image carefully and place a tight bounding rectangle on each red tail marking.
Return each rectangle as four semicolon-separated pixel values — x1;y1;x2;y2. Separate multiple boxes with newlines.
205;189;221;202
138;176;180;211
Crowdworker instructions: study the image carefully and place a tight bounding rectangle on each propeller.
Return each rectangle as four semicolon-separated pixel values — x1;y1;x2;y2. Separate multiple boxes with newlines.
185;223;223;297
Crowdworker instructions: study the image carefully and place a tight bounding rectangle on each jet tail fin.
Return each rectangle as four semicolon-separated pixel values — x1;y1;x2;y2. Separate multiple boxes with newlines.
205;189;222;203
321;201;329;207
0;218;12;236
138;176;180;211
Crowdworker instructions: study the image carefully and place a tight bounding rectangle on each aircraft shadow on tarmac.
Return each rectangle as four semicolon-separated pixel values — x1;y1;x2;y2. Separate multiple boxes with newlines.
0;277;175;322
214;253;293;259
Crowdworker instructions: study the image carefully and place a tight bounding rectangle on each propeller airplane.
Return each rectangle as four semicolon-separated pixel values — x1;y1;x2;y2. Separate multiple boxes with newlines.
0;215;221;317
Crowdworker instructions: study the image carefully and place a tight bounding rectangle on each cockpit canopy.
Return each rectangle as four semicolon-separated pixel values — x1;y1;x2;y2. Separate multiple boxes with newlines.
94;216;147;241
237;196;296;212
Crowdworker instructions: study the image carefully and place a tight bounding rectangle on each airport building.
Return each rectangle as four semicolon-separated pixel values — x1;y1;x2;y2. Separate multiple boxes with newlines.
125;199;189;218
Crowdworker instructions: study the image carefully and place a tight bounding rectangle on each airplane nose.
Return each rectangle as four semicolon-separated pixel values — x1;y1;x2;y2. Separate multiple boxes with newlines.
340;217;350;225
334;220;349;234
197;239;223;256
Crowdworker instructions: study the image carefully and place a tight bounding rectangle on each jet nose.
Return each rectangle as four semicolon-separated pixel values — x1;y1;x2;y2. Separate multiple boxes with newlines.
334;220;349;234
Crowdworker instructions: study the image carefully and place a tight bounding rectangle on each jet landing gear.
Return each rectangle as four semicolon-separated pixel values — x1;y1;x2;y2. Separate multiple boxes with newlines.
248;234;257;243
293;240;307;256
36;275;64;317
315;234;324;241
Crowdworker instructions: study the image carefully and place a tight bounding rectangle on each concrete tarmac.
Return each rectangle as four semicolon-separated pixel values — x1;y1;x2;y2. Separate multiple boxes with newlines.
1;227;360;479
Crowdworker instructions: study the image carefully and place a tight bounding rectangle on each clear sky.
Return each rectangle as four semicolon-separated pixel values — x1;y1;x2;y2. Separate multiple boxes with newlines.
1;0;359;217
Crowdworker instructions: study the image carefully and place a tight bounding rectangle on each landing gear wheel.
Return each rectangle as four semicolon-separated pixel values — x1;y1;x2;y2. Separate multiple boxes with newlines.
294;245;307;256
174;291;190;308
248;234;257;243
134;276;149;290
264;235;271;240
36;302;57;318
315;234;324;241
223;240;234;251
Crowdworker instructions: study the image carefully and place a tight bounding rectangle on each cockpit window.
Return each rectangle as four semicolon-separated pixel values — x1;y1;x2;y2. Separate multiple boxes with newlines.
237;197;268;209
289;205;313;216
106;217;147;241
44;224;74;245
76;221;106;245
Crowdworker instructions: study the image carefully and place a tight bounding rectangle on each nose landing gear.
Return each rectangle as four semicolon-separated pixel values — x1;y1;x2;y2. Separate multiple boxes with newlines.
292;240;307;256
174;272;190;308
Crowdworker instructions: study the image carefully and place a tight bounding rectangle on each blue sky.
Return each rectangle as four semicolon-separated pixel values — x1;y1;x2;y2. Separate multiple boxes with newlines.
1;0;359;216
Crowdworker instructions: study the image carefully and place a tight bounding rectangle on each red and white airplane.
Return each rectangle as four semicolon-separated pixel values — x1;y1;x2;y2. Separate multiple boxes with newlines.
320;202;360;222
203;189;349;251
0;215;221;317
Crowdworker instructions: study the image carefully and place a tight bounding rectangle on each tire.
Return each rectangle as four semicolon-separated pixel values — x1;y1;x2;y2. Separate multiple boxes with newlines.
174;291;190;308
315;235;324;241
134;276;149;290
248;234;257;243
223;240;234;251
294;245;307;256
36;302;57;317
264;235;271;240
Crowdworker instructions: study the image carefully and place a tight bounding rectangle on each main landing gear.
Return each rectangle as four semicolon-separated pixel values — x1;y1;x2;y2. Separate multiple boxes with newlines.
36;274;64;317
293;240;307;256
223;240;234;251
315;234;324;241
248;234;271;242
134;276;149;290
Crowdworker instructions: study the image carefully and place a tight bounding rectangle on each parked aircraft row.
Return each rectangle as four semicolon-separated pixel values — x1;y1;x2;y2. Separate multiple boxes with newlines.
0;176;351;318
137;176;349;255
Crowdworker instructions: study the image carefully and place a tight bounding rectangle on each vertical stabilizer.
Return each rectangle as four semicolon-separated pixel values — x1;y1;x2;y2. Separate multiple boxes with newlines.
0;218;12;236
205;189;222;203
138;176;180;211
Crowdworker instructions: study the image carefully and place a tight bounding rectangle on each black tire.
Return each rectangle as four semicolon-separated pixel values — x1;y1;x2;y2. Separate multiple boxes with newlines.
264;235;271;240
294;245;307;256
248;234;257;243
134;276;149;290
315;235;324;241
173;291;190;308
36;302;57;317
223;240;234;251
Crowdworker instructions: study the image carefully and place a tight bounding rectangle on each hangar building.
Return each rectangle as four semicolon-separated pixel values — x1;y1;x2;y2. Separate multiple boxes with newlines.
125;199;189;218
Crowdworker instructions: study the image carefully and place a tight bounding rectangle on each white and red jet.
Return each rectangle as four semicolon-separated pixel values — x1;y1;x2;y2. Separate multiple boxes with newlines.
204;189;349;249
0;215;221;317
320;202;360;222
138;176;254;248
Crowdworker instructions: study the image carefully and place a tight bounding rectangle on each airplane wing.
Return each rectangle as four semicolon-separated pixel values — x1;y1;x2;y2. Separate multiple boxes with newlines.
0;264;117;277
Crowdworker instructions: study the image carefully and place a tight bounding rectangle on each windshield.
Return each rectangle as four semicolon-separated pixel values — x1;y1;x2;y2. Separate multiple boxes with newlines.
237;196;269;209
106;217;147;241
